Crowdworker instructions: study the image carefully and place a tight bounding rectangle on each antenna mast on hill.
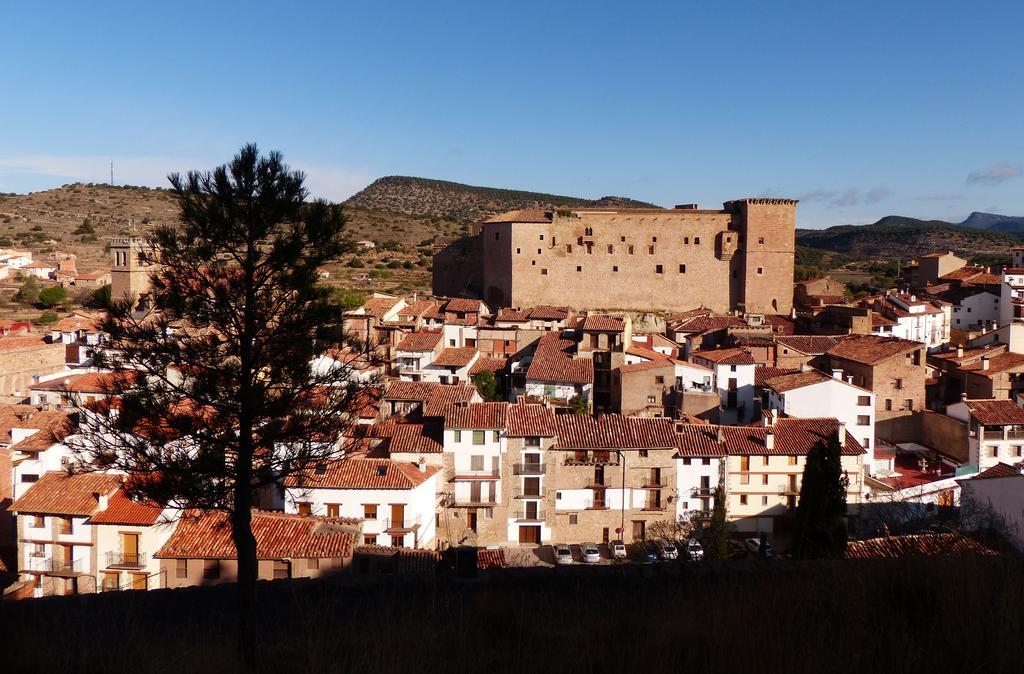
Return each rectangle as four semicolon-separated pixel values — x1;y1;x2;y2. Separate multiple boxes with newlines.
110;161;114;186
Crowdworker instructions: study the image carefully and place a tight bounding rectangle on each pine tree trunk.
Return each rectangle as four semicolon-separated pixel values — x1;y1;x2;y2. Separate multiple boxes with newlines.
231;484;257;656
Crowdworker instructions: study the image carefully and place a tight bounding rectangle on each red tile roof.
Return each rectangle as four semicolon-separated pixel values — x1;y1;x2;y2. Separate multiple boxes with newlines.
960;352;1024;376
433;346;479;368
754;366;800;387
441;402;509;429
477;548;508;569
506;404;557;437
353;545;441;573
89;489;164;525
395;330;443;352
675;418;865;457
625;344;668;362
972;462;1022;480
691;347;755;365
525;333;593;385
963;399;1024;425
383;381;479;415
30;371;136;394
618;360;675;374
11;471;122;516
762;369;837;393
529;306;571;320
0;335;53;352
670;315;745;334
580;314;626;332
776;335;847;355
844;534;997;559
554;414;677;450
469;356;507;375
364;421;443;454
495;308;529;322
352;297;404;319
443;298;483;313
156;509;358;560
826;334;922;365
285;457;440;490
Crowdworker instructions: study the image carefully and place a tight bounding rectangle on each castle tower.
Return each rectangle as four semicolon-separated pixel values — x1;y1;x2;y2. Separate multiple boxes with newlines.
110;237;153;308
728;198;798;315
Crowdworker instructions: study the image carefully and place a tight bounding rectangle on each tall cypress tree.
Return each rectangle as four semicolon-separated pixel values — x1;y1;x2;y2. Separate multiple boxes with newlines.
705;486;731;560
792;433;851;558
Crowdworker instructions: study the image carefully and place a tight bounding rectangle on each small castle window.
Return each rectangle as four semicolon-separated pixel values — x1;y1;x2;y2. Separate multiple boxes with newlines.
648;245;655;254
495;233;500;240
679;264;686;273
516;248;521;254
655;264;663;274
539;234;544;240
537;249;542;255
566;244;572;253
628;245;634;255
541;268;548;275
757;267;764;275
607;244;614;254
577;266;582;272
759;237;765;244
620;236;626;242
652;236;657;242
613;266;618;272
694;237;700;245
684;237;689;244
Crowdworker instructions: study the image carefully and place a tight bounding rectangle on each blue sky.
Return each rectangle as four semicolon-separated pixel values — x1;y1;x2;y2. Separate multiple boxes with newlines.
2;1;1022;228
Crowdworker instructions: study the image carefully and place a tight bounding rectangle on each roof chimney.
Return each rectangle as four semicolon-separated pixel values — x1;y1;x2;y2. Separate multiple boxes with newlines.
764;430;775;450
836;422;846;448
716;426;724;443
960;392;968;402
956;345;964;358
831;369;842;380
982;356;991;371
93;491;108;510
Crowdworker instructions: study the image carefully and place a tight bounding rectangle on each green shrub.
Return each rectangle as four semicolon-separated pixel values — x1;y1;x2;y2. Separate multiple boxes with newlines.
346;258;365;268
38;311;59;325
38;286;68;307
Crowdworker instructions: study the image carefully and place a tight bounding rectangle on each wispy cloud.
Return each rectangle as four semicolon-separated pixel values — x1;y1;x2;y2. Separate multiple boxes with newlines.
915;193;963;202
797;185;892;208
0;154;371;202
966;162;1023;186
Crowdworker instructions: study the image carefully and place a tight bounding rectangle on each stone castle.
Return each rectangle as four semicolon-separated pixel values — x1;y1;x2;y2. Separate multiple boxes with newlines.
432;198;797;315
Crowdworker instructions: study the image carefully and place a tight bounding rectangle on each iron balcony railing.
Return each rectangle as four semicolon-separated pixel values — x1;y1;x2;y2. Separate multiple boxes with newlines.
28;556;82;575
690;487;715;498
515;509;546;522
383;515;422;531
106;551;146;568
513;486;546;499
513;462;546;476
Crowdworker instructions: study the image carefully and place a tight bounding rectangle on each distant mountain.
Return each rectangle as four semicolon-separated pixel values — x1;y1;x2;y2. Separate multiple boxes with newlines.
345;176;660;223
959;211;1024;235
796;215;1022;260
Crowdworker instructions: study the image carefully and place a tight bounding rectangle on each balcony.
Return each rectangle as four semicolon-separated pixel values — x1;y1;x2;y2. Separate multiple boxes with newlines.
513;487;546;500
515;509;546;522
448;498;497;508
449;471;501;481
690;487;715;498
563;452;619;467
383;515;422;532
27;557;82;576
641;478;666;488
513;462;546;476
105;551;146;569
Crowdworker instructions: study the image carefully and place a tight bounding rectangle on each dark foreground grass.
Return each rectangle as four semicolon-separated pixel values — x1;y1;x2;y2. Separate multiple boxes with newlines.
3;557;1023;674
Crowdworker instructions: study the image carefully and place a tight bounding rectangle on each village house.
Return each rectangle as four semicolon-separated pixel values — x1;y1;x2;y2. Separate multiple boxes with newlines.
155;509;360;588
959;462;1024;552
794;276;848;309
872;294;950;349
824;334;926;414
284;454;440;549
21;260;57;279
772;335;846;370
959;351;1024;400
676;417;865;538
0;248;33;270
379;380;481;419
907;251;967;288
2;406;76;499
928;344;1008;406
393;330;444;381
89;485;177;592
946;398;1024;472
577;313;631;411
0;334;67;396
509;331;594;409
73;269;112;288
674;430;726;522
666;313;746;357
690;347;758;425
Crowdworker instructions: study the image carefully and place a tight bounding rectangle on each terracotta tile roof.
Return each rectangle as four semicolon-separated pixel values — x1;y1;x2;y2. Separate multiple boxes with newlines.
529;306;570;321
580;314;626;332
670;315;745;334
365;421;443;454
931;345;1005;365
285;457;440;490
675;418;865;457
674;429;727;457
919;251;953;258
972;462;1022;480
665;308;714;323
762;369;834;393
469;356;507;375
89;489;164;525
870;311;899;327
690;347;755;365
844;534;997;559
442;298;482;313
826;334;921;365
382;381;479;415
939;265;987;282
482;209;552;224
75;269;111;281
625;344;669;362
397;299;439;318
762;315;797;335
618;359;675;374
961;352;1024;376
0;407;75;447
554;414;677;450
0;335;53;352
963;399;1024;425
11;471;122;516
395;330;443;352
30;371;137;394
755;366;799;387
477;548;508;569
525;333;593;385
353;297;403;319
441;402;509;429
432;347;478;368
506;403;557;437
776;335;847;354
495;308;529;322
156;509;358;560
354;545;441;573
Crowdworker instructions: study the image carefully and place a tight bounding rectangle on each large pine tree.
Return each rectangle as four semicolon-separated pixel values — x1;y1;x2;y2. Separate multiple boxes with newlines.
79;145;367;636
792;433;851;558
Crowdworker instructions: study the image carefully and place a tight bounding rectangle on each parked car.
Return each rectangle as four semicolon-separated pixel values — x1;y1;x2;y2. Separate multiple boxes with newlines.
656;539;678;560
581;542;601;563
685;539;704;561
744;537;774;558
642;540;659;562
554;543;574;565
610;539;627;559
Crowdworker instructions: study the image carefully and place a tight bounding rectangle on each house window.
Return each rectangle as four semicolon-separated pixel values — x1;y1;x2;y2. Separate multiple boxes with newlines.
585;228;593;236
539;234;545;240
628;245;634;254
58;516;72;535
740;495;748;505
1013;446;1022;457
858;396;871;406
493;431;500;442
905;399;914;411
566;244;572;253
471;455;485;471
272;561;289;580
894;378;903;390
679;264;686;273
682;457;691;465
472;430;486;445
638;449;648;458
684;237;689;244
788;455;797;465
391;535;405;548
730;365;737;372
203;560;220;579
326;504;340;517
989;446;998;458
757;267;763;275
569;514;578;525
655;265;663;274
364;535;377;546
885;399;893;411
857;415;870;426
620;236;626;242
762;474;769;485
297;502;312;516
762;495;769;506
363;504;378;520
577;265;582;272
655;376;664;385
32;514;44;528
453;430;462;442
176;559;188;579
308;558;320;571
694;237;700;245
647;396;656;403
702;458;710;466
537;249;541;255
